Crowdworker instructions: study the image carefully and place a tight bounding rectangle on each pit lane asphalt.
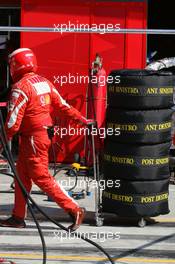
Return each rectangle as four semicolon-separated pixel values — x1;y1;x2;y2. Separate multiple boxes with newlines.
0;170;175;264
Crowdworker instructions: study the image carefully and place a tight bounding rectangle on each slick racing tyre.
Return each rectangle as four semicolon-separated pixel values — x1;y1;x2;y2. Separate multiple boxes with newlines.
102;178;170;217
103;141;171;180
106;108;173;144
108;69;174;110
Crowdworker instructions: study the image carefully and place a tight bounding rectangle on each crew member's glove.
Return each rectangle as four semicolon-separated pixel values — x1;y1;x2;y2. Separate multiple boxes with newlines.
79;117;96;126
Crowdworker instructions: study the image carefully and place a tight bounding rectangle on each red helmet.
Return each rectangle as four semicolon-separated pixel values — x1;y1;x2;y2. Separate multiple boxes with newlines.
8;48;38;82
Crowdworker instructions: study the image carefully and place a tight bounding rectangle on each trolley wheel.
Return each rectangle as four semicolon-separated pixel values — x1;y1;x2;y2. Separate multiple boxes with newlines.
96;217;104;227
170;172;175;185
138;218;146;228
53;166;77;191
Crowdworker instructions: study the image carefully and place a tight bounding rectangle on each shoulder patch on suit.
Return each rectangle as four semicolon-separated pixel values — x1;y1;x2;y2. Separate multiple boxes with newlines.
33;82;51;95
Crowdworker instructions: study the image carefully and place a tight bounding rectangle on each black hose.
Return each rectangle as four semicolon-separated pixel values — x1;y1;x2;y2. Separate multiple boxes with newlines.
0;111;115;264
53;166;78;192
0;171;14;178
0;111;47;264
68;170;78;192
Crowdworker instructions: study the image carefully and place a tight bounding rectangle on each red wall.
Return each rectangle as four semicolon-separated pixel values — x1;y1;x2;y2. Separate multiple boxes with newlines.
21;0;147;163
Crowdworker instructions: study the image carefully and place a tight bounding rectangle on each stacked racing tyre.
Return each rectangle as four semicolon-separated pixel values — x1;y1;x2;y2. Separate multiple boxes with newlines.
102;69;174;226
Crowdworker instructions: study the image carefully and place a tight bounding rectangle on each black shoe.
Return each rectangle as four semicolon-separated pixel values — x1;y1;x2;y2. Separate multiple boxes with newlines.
68;207;85;232
0;216;26;228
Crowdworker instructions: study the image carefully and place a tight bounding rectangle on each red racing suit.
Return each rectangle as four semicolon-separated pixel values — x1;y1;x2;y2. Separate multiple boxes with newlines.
5;72;84;219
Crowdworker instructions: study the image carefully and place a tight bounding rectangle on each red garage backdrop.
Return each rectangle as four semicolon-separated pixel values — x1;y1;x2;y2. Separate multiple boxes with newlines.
21;0;147;163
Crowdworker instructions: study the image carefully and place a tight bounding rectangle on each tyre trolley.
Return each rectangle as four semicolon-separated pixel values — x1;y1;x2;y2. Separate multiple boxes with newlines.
89;122;104;227
89;123;154;228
